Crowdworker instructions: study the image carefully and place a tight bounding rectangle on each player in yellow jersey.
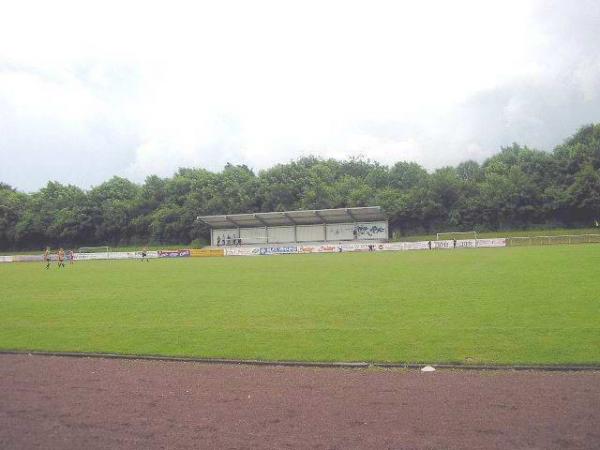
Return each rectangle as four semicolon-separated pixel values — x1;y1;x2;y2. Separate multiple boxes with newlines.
57;248;65;268
44;247;51;269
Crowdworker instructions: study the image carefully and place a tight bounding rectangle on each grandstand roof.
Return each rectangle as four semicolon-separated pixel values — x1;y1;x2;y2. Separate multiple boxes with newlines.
197;206;386;229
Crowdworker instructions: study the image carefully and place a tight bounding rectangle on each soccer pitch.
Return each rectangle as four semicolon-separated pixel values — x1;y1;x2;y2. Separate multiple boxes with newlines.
0;246;598;365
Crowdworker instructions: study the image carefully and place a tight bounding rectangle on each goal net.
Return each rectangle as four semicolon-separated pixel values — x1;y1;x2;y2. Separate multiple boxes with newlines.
78;246;110;253
507;234;600;246
435;231;478;241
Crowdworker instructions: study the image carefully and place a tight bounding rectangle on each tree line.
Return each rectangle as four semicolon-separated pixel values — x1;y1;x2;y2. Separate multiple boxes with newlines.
1;123;599;251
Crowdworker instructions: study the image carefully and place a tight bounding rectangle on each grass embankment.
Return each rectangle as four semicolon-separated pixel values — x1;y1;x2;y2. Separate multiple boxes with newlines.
0;245;598;365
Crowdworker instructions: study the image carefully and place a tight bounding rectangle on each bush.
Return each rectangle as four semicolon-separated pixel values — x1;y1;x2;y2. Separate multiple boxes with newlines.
190;238;205;249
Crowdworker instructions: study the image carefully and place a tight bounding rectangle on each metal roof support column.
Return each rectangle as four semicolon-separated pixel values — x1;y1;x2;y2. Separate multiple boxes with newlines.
254;214;270;245
314;210;327;242
315;211;327;242
346;208;357;222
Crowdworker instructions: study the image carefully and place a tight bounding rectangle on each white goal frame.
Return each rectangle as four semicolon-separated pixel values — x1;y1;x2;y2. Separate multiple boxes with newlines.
78;246;111;258
435;231;478;241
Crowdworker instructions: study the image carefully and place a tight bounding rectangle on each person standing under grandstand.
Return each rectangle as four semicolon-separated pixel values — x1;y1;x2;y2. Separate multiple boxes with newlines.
57;248;65;268
43;247;51;269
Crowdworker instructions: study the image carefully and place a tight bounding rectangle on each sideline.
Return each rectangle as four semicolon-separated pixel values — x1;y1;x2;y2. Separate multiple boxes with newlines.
1;350;599;372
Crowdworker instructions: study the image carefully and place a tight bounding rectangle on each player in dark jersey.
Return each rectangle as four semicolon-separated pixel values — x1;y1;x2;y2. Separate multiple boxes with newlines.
141;246;149;262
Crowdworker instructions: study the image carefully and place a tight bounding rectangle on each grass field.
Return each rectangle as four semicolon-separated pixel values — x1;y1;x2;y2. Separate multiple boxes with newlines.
1;245;599;365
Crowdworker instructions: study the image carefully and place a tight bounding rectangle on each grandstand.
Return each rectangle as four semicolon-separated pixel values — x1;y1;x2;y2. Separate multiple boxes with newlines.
197;206;388;246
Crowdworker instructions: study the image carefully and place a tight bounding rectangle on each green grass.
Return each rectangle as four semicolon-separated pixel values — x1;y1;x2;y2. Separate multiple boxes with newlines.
1;245;599;365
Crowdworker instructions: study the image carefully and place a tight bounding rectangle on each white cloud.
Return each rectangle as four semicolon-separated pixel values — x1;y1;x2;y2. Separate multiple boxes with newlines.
0;0;599;190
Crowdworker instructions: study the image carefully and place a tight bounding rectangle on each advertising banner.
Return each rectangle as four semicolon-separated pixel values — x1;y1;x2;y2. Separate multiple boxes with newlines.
380;242;405;251
340;243;373;252
432;240;455;249
455;239;477;248
75;251;159;261
476;238;507;248
190;249;225;257
13;254;45;262
258;246;298;255
109;252;139;260
0;255;13;263
224;247;260;256
314;245;338;253
75;252;111;260
158;249;191;258
403;241;431;251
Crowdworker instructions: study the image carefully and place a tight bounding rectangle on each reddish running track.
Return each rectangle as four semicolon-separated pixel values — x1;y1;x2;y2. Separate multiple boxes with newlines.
1;355;599;449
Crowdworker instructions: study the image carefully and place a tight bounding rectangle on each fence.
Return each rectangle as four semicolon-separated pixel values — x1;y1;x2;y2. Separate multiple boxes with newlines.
506;234;600;246
1;234;599;263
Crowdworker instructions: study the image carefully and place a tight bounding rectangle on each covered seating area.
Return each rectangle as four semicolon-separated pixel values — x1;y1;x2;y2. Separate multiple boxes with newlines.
197;206;388;247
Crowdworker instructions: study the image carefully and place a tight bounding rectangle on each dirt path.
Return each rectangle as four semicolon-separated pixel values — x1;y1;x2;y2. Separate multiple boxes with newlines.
1;354;598;449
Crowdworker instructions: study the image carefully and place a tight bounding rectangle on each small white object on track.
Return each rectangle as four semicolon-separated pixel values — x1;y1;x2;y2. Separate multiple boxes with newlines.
421;365;436;372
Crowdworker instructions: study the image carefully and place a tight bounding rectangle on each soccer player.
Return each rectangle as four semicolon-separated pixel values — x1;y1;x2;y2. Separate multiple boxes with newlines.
141;246;149;262
68;249;75;264
43;247;51;269
57;248;65;268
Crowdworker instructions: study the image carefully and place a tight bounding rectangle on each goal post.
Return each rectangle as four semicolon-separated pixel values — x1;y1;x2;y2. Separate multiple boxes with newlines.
435;231;478;241
78;246;111;258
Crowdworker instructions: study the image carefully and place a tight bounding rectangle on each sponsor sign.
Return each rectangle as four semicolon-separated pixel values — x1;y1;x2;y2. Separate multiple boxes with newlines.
0;255;13;263
476;238;506;248
340;243;372;252
109;252;139;260
13;254;45;262
75;252;111;260
380;242;405;251
158;249;191;258
224;247;260;256
190;249;224;257
315;245;337;253
455;239;477;248
432;240;454;249
75;251;159;260
298;245;316;253
403;241;430;251
258;246;298;255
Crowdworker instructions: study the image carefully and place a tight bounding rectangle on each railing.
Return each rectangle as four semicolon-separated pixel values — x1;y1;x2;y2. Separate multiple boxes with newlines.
506;234;600;246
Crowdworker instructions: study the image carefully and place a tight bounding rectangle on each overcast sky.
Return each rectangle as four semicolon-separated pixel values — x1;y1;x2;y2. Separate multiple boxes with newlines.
1;0;599;191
